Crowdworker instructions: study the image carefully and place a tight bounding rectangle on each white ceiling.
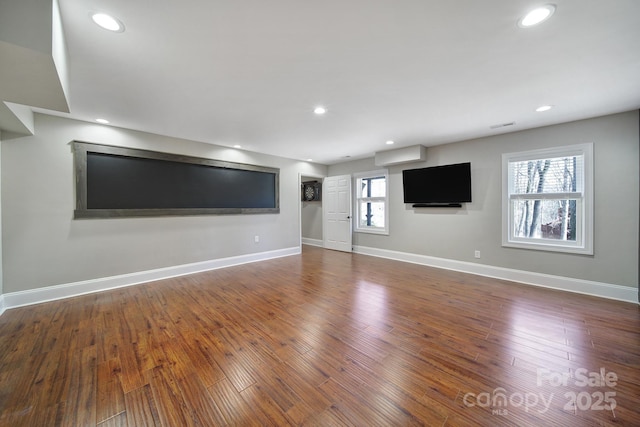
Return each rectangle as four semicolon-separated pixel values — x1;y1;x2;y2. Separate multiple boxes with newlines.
39;1;640;164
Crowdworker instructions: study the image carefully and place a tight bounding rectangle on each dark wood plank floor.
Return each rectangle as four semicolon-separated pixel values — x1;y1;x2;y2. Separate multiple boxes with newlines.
1;245;639;426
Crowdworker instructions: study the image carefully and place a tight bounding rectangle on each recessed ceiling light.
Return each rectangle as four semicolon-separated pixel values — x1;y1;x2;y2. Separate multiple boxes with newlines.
307;158;313;162
233;144;242;149
313;106;326;115
91;13;125;32
95;118;109;124
536;105;553;112
386;140;395;145
518;4;556;28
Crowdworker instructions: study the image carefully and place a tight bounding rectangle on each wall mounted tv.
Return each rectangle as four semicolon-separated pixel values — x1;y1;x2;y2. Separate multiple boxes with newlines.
402;162;472;207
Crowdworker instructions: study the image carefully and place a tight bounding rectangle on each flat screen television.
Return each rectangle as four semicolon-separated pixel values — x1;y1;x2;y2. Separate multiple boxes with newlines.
402;162;472;207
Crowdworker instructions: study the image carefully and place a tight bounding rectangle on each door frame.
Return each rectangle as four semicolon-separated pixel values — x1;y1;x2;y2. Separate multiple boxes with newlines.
298;172;326;249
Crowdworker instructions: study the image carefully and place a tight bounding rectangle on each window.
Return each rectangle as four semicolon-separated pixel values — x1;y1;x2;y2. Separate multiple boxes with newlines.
502;143;593;254
354;170;389;234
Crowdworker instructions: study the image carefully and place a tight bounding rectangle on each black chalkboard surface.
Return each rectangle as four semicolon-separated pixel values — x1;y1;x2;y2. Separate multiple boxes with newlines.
73;141;280;218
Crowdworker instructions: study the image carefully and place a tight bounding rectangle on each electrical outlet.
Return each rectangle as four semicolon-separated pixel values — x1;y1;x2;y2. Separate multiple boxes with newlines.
254;235;260;243
474;250;481;259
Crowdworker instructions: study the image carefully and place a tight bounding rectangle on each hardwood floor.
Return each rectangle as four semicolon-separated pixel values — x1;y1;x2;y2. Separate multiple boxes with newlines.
1;245;639;426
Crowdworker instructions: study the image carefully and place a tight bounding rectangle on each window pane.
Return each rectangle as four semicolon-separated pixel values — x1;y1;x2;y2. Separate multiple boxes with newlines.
361;177;386;198
503;143;592;254
359;201;385;228
510;155;583;195
512;199;577;241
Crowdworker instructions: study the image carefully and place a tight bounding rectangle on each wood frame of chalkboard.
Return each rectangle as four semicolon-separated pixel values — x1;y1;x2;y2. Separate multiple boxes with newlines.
72;141;280;219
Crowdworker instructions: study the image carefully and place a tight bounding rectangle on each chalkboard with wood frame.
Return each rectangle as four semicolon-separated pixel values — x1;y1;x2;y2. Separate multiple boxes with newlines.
72;141;280;219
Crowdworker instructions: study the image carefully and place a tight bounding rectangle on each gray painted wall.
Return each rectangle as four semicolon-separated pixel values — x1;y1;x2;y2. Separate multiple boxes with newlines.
301;175;324;241
301;202;323;241
0;0;53;53
1;114;325;293
329;111;639;289
0;131;3;296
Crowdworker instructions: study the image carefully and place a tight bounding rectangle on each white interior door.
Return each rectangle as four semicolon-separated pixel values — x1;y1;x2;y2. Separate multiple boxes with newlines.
323;175;352;252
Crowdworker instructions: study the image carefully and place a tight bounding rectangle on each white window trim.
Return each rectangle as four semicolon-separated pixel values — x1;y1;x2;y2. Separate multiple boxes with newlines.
501;143;593;255
354;170;389;235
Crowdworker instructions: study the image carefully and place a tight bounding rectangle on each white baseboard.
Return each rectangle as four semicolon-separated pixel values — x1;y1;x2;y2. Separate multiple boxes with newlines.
2;244;636;315
354;245;638;304
1;247;300;312
302;237;323;247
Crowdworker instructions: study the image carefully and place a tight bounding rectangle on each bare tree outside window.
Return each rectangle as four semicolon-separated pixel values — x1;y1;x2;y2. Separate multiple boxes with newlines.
511;156;579;241
354;171;389;235
359;176;386;228
503;143;592;254
502;143;593;254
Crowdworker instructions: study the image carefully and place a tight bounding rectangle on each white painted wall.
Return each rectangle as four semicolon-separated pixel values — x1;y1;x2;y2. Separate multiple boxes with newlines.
329;111;640;289
1;114;326;293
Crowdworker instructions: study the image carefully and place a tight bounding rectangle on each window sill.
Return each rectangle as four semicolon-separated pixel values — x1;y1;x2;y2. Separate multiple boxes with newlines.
502;240;593;255
355;228;389;236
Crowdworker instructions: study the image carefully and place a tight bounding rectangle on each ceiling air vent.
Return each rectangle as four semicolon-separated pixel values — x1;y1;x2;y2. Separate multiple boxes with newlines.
490;122;515;130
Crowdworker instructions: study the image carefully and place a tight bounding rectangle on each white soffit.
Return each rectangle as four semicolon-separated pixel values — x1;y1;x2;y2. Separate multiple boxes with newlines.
0;102;35;135
0;0;69;121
